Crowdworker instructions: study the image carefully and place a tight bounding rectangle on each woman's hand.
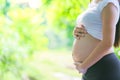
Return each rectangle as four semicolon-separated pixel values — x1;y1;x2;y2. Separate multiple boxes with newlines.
74;62;87;74
73;24;88;40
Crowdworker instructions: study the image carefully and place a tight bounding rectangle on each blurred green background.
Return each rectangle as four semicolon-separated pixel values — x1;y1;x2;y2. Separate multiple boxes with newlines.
0;0;120;80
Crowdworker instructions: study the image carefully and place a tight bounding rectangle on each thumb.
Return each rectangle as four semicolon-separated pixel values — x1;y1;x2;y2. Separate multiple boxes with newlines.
74;62;81;65
81;25;85;28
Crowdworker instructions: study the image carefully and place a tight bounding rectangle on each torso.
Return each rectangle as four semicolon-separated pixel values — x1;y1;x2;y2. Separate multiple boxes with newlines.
72;33;100;62
72;33;114;62
72;0;117;63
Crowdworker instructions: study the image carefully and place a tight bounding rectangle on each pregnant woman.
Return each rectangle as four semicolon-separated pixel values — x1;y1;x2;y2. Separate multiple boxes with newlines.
72;0;120;80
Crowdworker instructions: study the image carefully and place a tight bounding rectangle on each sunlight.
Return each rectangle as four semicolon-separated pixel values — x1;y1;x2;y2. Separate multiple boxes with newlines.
11;0;42;8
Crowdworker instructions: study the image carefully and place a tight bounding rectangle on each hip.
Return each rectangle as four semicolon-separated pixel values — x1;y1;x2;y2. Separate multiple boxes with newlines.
82;53;120;80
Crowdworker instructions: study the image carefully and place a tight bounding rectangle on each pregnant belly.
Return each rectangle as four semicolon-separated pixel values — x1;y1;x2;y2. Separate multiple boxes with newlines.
72;33;101;62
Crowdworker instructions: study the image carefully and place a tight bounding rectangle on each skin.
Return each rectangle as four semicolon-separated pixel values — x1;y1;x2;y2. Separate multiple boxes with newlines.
73;0;119;74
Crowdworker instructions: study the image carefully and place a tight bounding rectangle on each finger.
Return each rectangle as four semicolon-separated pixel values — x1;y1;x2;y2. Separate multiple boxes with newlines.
75;33;83;37
84;31;88;34
74;34;82;38
79;25;87;32
74;36;79;40
74;33;81;38
75;28;82;32
74;64;79;69
73;27;81;35
73;35;78;38
76;26;84;30
76;27;86;34
76;36;81;40
74;28;87;37
82;29;87;34
80;30;87;34
74;33;79;37
77;24;84;28
75;29;79;33
74;62;81;65
73;29;78;36
75;25;85;30
81;25;87;31
76;27;84;31
81;25;85;28
75;66;81;73
74;35;81;40
73;27;87;39
81;34;85;37
79;29;85;33
77;24;85;28
82;33;86;37
76;25;82;28
81;28;87;34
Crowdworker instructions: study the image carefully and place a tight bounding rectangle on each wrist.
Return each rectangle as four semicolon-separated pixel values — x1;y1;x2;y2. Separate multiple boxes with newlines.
74;62;88;74
79;67;87;74
80;63;88;71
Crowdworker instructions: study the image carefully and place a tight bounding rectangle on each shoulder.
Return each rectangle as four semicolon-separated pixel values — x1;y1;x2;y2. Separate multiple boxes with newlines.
101;0;119;27
98;0;119;12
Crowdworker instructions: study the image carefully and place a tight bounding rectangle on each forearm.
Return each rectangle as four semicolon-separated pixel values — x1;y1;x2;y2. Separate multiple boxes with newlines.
81;41;113;69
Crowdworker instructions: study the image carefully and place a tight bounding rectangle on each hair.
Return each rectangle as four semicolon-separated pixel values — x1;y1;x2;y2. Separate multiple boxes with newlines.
113;1;120;48
90;0;120;48
114;16;120;48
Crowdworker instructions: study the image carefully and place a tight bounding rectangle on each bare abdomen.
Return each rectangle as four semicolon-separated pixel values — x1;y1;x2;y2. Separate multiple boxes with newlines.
72;33;101;62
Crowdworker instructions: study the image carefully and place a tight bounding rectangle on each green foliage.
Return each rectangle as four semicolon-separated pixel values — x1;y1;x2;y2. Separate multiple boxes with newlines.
0;14;30;79
24;51;81;80
115;47;120;59
8;8;48;50
0;0;120;80
0;0;89;79
44;0;89;47
0;1;48;80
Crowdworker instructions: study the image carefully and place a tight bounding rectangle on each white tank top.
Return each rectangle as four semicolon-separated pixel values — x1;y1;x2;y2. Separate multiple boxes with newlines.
76;0;119;40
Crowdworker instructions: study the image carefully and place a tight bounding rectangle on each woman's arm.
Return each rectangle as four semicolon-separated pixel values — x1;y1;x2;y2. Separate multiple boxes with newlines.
80;3;119;70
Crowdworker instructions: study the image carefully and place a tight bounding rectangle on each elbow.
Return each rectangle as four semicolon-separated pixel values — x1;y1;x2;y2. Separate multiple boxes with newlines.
101;41;113;49
105;43;113;49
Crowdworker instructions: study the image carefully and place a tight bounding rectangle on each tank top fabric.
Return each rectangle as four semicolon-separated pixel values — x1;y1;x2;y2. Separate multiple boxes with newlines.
76;0;119;40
